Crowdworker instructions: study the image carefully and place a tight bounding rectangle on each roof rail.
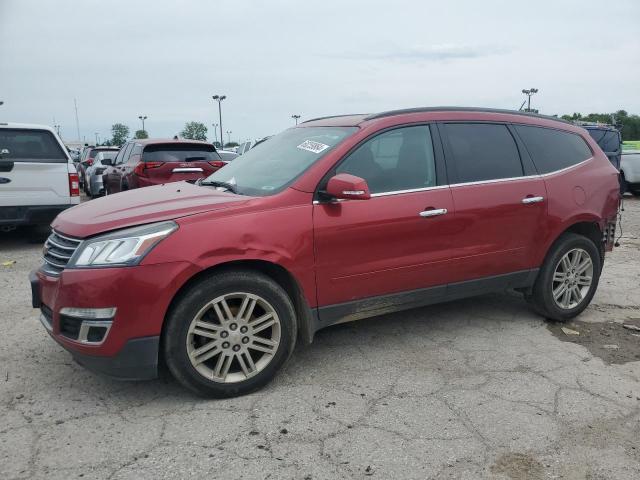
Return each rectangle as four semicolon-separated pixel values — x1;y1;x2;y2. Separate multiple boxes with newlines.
301;114;368;124
364;107;573;125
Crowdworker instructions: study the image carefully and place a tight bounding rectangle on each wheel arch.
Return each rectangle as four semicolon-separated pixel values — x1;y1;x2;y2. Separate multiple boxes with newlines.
161;259;316;356
542;219;604;268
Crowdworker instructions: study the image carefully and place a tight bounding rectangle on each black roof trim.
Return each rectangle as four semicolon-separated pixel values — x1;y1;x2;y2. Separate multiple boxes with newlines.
364;107;573;125
301;114;368;124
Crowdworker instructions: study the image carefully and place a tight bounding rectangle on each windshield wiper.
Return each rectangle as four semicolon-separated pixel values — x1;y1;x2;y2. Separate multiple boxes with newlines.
200;179;238;194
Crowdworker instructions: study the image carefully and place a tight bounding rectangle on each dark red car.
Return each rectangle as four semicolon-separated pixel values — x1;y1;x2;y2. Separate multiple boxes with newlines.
31;107;620;397
102;139;224;194
76;146;119;192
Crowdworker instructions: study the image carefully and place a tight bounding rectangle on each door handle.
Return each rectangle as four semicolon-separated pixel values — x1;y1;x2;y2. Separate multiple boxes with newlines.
419;208;448;218
521;196;544;204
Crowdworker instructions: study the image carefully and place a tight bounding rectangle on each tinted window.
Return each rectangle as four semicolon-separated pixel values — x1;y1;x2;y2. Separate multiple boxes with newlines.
515;125;592;174
0;129;67;163
586;129;620;153
142;143;221;162
336;125;436;194
443;123;523;183
204;127;356;196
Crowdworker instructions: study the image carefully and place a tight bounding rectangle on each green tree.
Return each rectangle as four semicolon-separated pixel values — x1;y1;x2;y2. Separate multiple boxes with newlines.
181;122;208;141
134;129;149;139
111;123;130;146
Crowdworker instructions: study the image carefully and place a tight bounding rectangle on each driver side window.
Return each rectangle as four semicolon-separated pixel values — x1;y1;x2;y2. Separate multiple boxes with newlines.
336;125;436;194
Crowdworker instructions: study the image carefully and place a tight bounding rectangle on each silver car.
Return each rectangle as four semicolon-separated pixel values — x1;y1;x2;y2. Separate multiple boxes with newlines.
85;150;117;198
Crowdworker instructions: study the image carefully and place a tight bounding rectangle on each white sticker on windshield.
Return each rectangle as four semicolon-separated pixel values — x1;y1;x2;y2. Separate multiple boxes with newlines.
297;140;330;154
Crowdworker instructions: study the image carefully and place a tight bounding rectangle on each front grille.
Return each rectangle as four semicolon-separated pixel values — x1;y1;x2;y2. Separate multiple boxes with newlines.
42;230;82;276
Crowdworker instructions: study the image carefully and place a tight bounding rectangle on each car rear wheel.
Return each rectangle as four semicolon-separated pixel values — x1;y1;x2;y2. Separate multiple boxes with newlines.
529;233;601;322
163;270;297;397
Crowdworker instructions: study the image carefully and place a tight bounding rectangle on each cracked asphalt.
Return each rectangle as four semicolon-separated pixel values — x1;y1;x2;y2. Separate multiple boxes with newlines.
1;197;639;480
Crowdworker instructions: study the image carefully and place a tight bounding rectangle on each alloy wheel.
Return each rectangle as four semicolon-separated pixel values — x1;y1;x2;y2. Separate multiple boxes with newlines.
551;248;593;310
186;292;281;383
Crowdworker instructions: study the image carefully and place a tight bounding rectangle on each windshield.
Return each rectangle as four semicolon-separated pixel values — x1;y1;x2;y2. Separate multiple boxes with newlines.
203;126;357;196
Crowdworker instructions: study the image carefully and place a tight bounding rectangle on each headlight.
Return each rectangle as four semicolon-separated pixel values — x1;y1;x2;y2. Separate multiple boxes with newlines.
68;221;178;268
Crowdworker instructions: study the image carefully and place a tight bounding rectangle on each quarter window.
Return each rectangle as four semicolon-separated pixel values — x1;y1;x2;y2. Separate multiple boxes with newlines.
443;123;523;183
515;125;592;174
336;125;437;194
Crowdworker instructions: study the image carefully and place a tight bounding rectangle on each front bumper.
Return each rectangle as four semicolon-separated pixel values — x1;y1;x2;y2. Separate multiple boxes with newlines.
30;260;198;380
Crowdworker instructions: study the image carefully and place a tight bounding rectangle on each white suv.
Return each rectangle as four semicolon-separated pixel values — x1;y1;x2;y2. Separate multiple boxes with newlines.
0;123;80;231
621;150;640;196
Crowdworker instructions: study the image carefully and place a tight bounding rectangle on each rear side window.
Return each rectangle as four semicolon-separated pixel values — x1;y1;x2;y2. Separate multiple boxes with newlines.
0;128;67;163
142;144;221;162
443;123;523;183
515;125;592;174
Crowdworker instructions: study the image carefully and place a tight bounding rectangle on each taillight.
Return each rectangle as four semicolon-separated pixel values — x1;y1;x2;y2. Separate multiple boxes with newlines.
133;161;164;176
209;161;226;168
68;173;80;196
86;158;94;166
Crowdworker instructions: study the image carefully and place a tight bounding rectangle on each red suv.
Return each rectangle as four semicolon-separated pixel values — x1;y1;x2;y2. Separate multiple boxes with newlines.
102;139;224;194
30;108;620;397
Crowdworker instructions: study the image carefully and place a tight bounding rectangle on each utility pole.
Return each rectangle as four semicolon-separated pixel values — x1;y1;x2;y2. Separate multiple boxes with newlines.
212;95;226;148
95;132;100;145
54;124;61;137
521;88;538;112
292;114;301;125
74;98;81;141
138;115;147;132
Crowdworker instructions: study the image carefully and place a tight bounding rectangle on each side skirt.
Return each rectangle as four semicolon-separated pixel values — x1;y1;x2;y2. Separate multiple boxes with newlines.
313;268;539;334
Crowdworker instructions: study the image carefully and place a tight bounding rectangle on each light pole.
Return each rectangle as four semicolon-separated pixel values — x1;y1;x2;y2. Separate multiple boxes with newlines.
212;123;219;145
226;130;232;146
521;88;538;112
54;124;61;137
138;115;147;132
95;132;99;145
291;114;301;125
0;101;4;106
212;95;226;148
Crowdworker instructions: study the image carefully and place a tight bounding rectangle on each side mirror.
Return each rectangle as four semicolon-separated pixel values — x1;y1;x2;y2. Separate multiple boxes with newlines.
101;158;113;166
0;148;9;157
325;173;371;200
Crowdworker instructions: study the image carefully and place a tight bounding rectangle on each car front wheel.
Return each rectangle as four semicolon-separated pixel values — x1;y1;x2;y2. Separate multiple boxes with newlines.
163;270;297;397
529;233;601;322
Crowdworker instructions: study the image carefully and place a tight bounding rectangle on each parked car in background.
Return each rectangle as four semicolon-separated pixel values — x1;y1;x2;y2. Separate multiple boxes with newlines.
620;150;640;195
579;123;622;170
102;139;224;194
85;150;118;198
217;149;239;162
31;107;620;398
77;146;119;192
236;141;253;155
0;123;79;232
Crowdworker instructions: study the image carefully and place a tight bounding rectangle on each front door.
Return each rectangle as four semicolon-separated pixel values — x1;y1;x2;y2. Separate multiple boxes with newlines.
313;125;456;313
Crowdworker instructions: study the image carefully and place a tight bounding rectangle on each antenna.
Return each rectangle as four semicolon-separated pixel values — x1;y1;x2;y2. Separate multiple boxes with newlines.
74;98;81;142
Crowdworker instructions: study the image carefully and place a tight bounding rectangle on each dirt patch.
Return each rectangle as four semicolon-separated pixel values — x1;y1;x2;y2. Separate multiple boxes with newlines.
490;452;544;479
547;318;640;364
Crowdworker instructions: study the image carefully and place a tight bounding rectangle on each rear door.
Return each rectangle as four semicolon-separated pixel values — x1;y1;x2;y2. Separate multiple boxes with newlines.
136;143;219;186
439;122;547;281
0;127;72;206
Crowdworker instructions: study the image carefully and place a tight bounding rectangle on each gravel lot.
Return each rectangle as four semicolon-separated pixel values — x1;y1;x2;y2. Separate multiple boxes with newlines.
1;197;639;480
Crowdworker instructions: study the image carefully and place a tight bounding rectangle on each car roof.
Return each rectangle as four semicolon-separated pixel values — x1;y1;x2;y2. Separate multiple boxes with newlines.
0;122;58;133
301;107;573;128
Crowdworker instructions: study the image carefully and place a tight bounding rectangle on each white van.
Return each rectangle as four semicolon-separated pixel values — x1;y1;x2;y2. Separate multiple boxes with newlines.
0;123;80;231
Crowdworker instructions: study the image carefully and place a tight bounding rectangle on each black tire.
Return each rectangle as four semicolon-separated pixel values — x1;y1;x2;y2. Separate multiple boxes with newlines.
163;269;297;398
529;233;601;322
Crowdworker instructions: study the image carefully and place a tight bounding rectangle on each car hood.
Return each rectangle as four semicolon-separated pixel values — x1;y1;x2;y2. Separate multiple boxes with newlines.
53;182;250;238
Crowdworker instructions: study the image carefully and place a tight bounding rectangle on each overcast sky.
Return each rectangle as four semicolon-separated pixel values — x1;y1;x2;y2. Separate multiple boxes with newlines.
1;0;638;144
